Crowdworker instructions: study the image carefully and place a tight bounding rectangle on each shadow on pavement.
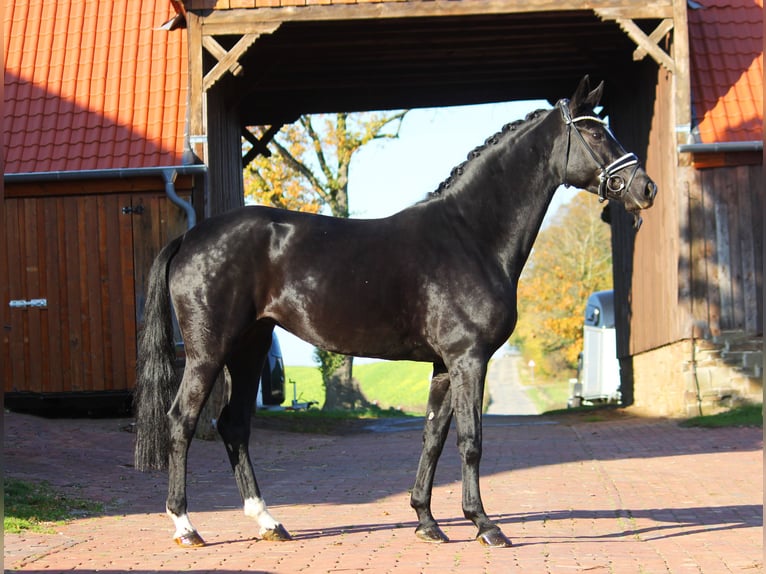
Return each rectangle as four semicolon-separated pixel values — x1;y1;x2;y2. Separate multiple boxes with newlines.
5;410;762;520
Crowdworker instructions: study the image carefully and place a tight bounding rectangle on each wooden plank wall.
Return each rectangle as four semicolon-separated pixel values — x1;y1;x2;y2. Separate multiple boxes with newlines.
132;193;192;327
611;66;763;357
610;66;683;357
3;183;192;395
627;69;684;355
692;163;763;336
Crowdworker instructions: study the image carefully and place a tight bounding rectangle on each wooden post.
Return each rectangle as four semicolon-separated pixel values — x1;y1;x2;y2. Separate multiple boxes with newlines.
670;0;696;340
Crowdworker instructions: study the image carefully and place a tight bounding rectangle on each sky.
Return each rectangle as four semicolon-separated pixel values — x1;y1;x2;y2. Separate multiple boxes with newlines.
274;100;579;366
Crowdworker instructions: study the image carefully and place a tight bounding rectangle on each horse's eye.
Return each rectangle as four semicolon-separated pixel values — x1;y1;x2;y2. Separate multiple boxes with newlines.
590;130;603;141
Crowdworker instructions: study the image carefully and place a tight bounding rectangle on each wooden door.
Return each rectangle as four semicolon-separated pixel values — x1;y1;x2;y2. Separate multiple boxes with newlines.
3;191;188;395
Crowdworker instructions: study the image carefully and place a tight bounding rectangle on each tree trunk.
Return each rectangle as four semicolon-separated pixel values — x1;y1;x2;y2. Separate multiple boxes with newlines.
321;355;369;411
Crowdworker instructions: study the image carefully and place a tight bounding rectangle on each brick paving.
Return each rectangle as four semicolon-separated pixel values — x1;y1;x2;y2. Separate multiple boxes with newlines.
4;409;763;573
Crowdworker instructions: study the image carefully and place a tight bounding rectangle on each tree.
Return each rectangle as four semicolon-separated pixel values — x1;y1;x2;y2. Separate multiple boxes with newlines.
244;111;408;410
510;192;613;378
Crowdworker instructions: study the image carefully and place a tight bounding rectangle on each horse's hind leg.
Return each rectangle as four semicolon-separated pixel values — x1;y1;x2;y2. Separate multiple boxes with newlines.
410;364;453;543
217;329;291;542
166;360;221;547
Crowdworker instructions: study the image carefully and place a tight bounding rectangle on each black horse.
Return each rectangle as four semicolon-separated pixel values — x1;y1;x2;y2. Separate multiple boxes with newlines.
134;77;656;549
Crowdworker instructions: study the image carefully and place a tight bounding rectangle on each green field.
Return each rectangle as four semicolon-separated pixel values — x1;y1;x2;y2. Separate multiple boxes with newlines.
283;361;433;414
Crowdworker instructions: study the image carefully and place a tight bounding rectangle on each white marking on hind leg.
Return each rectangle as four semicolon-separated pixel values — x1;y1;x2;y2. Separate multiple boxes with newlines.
167;508;198;539
244;497;280;535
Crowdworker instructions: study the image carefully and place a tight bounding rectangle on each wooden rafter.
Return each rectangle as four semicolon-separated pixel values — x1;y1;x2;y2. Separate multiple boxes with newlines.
199;22;281;92
633;18;674;62
203;33;259;91
595;7;675;72
202;36;245;78
614;18;675;71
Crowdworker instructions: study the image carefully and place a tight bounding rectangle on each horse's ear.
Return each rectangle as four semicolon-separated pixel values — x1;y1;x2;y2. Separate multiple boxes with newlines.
570;76;603;113
569;76;590;111
586;81;604;109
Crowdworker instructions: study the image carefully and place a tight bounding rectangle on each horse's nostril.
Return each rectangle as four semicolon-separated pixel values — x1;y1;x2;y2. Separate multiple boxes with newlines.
645;182;657;199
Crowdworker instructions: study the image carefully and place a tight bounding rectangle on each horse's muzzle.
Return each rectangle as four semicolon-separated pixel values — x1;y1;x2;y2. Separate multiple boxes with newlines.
644;180;658;203
630;178;657;211
627;179;657;231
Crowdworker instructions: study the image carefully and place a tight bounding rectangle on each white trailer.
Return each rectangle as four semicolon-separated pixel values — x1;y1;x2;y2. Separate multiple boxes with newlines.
569;290;621;407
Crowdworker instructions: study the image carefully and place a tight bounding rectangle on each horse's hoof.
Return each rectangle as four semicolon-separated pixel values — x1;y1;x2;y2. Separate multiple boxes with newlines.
261;524;292;541
477;528;512;548
174;531;206;547
415;524;449;544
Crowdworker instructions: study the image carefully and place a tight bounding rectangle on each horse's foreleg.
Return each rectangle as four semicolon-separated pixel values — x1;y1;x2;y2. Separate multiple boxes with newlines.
218;348;291;542
166;366;217;547
451;355;512;548
411;364;453;543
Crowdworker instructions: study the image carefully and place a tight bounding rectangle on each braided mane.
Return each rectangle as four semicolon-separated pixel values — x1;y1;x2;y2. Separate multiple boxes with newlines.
425;108;549;200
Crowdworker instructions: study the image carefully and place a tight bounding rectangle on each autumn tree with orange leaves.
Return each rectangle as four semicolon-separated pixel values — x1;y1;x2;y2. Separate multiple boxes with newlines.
510;192;613;379
243;111;408;410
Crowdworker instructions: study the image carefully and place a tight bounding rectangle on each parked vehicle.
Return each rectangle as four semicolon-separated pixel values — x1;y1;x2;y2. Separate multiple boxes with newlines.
568;290;621;408
257;333;286;407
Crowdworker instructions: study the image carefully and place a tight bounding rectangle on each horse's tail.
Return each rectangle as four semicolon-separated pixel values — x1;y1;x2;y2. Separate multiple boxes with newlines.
134;234;185;472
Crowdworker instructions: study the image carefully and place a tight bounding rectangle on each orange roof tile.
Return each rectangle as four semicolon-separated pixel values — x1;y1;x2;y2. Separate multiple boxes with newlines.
688;0;763;143
3;0;188;174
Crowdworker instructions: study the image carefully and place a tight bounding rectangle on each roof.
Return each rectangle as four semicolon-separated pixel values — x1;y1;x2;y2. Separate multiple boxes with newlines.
3;0;188;175
688;0;763;143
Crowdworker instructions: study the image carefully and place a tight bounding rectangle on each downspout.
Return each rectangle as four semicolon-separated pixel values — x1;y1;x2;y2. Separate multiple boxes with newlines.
162;169;196;229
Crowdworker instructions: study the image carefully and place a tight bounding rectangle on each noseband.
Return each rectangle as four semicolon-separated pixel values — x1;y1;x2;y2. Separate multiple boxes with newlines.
557;99;639;202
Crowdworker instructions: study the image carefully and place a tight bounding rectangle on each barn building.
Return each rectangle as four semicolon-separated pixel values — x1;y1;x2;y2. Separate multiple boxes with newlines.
3;1;204;411
3;0;762;415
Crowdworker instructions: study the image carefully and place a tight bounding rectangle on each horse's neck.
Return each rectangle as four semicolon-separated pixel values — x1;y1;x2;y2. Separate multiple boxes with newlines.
446;114;564;280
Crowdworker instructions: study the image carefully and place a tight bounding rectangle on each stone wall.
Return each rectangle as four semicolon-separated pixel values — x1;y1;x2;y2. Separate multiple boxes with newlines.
625;333;762;418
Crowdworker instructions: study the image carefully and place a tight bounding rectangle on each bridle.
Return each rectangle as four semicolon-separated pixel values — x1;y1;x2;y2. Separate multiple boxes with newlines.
557;99;640;203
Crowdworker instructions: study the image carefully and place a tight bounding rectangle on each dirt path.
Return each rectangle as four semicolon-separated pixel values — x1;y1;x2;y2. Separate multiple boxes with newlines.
486;354;538;415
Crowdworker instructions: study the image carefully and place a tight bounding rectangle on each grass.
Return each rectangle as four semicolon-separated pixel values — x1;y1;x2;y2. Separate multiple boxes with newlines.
284;360;578;416
257;361;431;432
523;381;571;413
283;361;433;415
4;478;103;534
512;359;575;413
680;403;763;428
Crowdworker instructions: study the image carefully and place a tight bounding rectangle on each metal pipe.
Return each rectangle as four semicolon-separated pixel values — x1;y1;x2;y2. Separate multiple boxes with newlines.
4;164;207;183
162;169;197;229
5;164;206;230
678;141;763;154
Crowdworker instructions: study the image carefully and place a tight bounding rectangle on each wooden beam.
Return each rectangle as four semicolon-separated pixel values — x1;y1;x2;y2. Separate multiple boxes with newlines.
202;33;263;92
633;18;673;61
614;18;675;72
197;0;674;35
671;0;692;155
187;11;207;164
202;36;244;77
595;5;673;20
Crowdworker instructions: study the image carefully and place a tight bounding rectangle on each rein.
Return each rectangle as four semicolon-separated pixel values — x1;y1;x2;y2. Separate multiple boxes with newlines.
557;99;639;202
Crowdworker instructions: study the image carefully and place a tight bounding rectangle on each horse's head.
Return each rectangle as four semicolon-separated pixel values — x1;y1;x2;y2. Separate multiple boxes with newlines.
558;76;657;230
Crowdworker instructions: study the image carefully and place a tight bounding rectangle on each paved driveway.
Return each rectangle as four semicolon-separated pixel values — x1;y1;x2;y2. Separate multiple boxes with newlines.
486;355;538;415
4;409;762;573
